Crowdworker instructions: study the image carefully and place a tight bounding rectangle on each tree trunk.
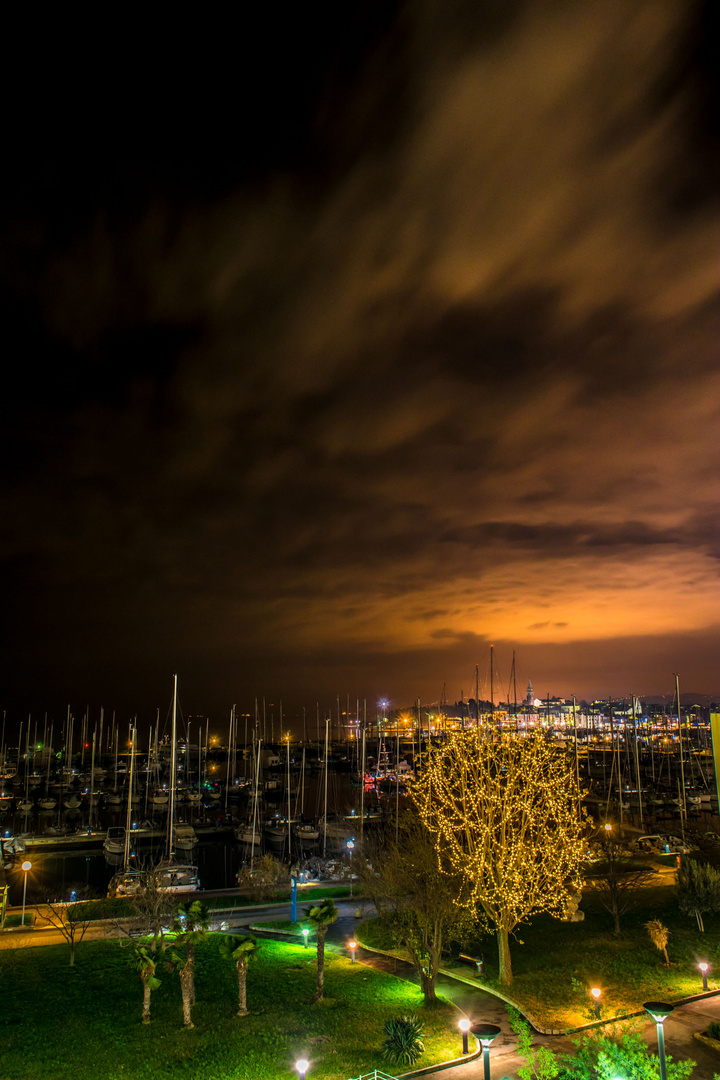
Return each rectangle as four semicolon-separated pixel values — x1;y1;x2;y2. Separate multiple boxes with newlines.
612;900;621;935
187;942;196;1005
141;972;151;1024
696;909;705;932
237;960;248;1016
314;926;326;1002
419;970;437;1002
69;939;75;967
180;967;194;1028
663;947;669;966
496;926;512;986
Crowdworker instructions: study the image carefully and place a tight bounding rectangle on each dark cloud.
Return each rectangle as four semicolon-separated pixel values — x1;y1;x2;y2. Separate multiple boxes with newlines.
0;0;718;722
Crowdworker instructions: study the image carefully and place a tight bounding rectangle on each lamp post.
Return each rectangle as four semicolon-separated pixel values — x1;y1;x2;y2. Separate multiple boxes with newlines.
295;1058;309;1079
348;940;356;964
591;987;601;1019
346;838;355;897
459;1017;471;1055
471;1023;501;1080
644;1001;673;1080
21;860;31;926
699;962;709;991
302;928;309;949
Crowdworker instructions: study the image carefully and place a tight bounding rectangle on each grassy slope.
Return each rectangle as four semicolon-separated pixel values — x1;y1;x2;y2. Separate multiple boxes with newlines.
357;883;720;1030
1;935;457;1080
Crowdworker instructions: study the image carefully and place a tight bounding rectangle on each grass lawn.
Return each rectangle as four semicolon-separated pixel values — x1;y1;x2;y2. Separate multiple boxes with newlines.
357;882;720;1030
0;934;459;1080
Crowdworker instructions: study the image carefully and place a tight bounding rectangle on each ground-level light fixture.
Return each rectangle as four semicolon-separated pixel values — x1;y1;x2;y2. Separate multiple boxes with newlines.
302;928;309;948
471;1023;502;1080
295;1058;309;1078
643;1001;674;1080
459;1017;471;1054
699;962;709;991
590;987;601;1019
348;940;357;964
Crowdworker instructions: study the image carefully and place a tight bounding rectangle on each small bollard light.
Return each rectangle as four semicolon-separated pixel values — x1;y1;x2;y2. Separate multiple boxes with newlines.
295;1058;309;1078
591;987;601;1019
348;940;357;964
700;962;709;991
459;1017;471;1055
302;928;309;948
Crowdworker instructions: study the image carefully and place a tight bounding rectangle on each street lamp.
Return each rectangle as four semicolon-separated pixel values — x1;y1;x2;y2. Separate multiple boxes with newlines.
348;940;356;964
644;1001;673;1080
346;838;355;897
301;928;309;948
21;860;32;926
459;1017;471;1055
590;987;601;1019
471;1023;501;1080
699;962;709;991
295;1059;309;1078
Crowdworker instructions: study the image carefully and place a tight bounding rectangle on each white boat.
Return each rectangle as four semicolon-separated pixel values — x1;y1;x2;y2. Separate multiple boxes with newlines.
103;826;126;856
294;823;320;846
63;794;82;810
152;790;170;807
38;797;57;811
174;824;198;853
155;860;201;893
235;823;261;846
264;819;288;847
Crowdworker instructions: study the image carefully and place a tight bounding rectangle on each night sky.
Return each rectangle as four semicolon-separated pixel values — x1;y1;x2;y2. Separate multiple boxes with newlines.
1;1;718;725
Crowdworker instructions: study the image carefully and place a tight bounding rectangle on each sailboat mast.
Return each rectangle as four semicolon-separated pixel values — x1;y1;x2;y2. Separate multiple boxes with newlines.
124;725;135;869
323;718;329;858
675;674;687;823
169;674;178;858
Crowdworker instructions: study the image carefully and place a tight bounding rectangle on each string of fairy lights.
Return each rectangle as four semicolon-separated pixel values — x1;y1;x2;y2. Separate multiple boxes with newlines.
408;729;590;942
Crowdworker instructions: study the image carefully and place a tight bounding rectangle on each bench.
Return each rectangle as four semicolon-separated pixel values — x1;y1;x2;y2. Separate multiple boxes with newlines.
459;953;484;976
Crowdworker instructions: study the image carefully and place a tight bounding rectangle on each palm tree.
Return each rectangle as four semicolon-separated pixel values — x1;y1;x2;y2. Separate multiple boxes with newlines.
302;898;338;1002
646;918;670;966
165;946;195;1028
129;943;161;1024
170;899;210;1025
219;934;262;1016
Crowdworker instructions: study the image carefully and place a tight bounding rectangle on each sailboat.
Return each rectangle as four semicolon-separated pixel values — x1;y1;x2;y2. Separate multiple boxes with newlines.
155;675;200;893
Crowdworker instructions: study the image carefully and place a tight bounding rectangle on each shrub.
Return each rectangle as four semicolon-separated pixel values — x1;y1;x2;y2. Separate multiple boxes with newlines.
707;1019;720;1041
381;1014;425;1066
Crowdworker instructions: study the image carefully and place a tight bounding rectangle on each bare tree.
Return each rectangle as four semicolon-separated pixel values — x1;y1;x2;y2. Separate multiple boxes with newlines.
357;813;474;1002
126;867;177;951
586;839;654;934
35;887;97;966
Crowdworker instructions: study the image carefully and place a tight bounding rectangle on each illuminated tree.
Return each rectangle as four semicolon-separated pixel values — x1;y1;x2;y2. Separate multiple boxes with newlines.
409;729;588;985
